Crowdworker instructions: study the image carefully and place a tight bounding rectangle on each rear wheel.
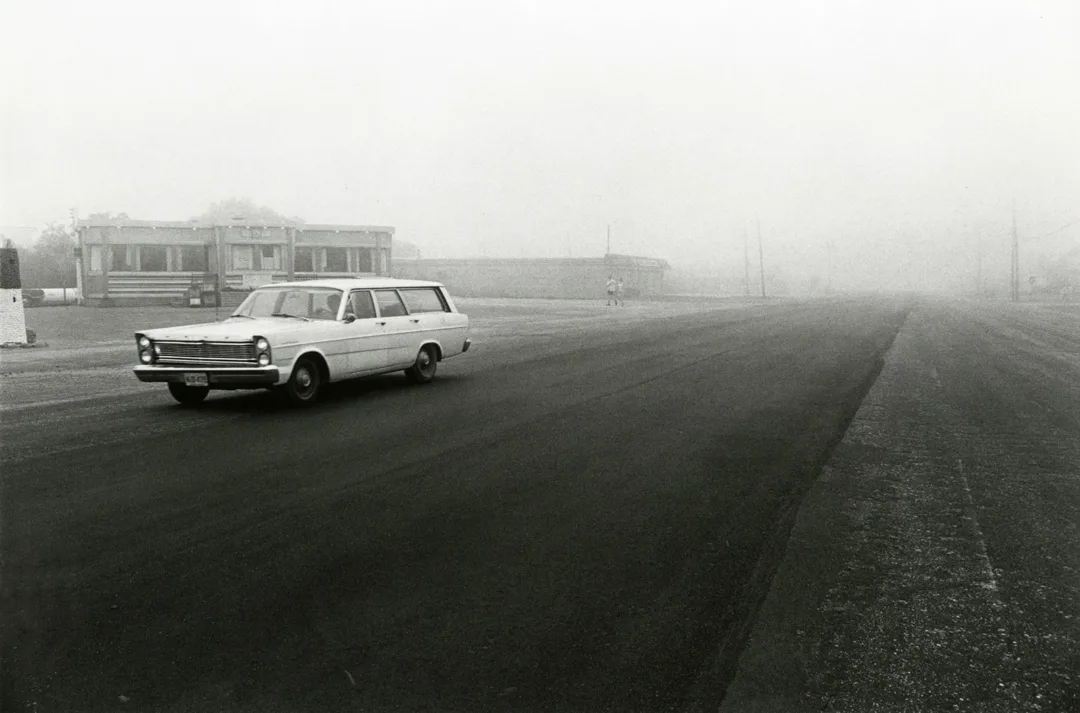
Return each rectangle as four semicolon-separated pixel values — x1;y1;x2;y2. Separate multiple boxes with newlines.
167;382;209;406
281;356;323;405
405;345;438;384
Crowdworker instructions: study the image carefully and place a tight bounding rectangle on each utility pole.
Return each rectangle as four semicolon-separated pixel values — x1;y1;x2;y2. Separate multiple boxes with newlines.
1011;203;1020;302
606;224;611;256
742;223;751;296
757;218;766;298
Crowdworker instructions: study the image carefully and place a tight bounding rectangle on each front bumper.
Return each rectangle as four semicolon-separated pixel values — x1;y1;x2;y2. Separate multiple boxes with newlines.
133;365;280;388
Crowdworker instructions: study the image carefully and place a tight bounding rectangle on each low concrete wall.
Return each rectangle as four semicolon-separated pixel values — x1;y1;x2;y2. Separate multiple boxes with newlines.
394;255;667;299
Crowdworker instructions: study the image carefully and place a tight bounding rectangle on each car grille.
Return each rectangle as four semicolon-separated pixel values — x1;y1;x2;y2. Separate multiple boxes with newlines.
155;340;257;365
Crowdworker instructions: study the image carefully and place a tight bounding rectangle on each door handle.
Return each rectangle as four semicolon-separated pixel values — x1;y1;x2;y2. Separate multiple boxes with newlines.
376;320;386;325
409;318;420;323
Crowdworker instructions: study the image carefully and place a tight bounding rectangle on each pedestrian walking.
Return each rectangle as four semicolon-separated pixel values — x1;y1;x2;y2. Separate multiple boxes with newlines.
606;276;618;306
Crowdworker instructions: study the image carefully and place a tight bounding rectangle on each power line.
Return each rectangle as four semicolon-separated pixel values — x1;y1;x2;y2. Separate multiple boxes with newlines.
978;217;1079;243
1027;217;1080;241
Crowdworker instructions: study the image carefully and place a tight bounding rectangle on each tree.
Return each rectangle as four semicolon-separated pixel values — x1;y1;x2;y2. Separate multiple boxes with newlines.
20;223;77;288
85;211;130;222
195;198;303;226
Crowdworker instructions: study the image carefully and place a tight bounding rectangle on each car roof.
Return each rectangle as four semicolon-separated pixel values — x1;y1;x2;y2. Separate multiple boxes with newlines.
256;277;445;291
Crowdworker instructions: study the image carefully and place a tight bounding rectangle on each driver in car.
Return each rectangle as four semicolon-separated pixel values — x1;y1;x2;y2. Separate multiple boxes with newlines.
314;293;341;320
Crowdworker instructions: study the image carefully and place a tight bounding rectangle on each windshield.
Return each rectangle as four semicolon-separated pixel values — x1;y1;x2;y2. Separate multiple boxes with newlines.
231;287;344;321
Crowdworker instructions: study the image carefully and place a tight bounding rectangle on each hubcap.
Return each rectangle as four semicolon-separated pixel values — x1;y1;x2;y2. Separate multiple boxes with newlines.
296;366;315;395
418;350;434;374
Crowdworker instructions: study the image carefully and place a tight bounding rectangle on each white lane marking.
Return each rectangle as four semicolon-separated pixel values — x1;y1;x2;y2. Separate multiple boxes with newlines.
957;457;1000;594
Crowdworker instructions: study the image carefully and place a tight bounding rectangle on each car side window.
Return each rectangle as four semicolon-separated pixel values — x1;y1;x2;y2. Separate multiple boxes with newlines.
399;288;449;314
374;290;408;318
347;291;376;320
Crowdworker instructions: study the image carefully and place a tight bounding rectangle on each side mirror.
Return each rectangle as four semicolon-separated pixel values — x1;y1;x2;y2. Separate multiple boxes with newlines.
343;313;356;324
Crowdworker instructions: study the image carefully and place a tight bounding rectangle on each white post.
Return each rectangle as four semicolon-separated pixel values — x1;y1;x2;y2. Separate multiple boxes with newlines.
1;244;28;344
75;257;84;304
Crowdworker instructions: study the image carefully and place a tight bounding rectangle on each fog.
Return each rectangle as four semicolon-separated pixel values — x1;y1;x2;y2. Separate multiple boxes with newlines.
2;0;1078;292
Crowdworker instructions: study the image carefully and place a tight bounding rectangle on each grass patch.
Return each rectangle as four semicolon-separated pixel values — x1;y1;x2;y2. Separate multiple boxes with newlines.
22;305;227;350
19;297;747;351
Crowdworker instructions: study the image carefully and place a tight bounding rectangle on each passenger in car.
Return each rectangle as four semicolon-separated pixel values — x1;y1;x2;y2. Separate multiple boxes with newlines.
350;291;376;320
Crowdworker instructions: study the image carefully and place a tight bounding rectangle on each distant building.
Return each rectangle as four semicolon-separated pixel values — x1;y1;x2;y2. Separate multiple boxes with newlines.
77;219;393;305
395;253;669;299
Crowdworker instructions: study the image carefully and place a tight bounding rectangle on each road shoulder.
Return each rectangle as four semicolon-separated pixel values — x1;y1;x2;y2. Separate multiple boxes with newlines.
720;300;1080;712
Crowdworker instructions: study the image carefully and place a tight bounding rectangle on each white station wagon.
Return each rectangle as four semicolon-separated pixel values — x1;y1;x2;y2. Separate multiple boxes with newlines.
133;278;471;406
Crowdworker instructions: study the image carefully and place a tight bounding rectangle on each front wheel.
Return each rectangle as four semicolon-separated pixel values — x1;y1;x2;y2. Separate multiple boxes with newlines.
405;345;438;384
167;382;209;406
280;356;323;405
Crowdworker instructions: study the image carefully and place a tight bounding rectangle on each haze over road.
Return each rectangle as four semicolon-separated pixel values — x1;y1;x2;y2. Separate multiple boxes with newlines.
2;298;1077;712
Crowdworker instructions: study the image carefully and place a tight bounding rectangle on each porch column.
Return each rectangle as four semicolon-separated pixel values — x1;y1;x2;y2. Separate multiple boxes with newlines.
285;227;295;280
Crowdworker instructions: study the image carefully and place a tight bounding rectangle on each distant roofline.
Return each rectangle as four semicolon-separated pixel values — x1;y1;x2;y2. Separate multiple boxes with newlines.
403;255;670;268
264;277;442;289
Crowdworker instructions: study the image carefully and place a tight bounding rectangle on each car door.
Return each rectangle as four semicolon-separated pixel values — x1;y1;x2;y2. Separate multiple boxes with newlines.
343;290;388;375
397;286;460;351
373;289;420;367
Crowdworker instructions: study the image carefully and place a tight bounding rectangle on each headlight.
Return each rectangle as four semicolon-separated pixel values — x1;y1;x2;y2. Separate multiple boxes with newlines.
139;350;152;363
138;336;151;349
255;338;269;352
258;353;271;366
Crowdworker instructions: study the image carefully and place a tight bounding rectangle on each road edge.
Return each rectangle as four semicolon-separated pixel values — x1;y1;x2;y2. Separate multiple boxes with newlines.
683;303;912;712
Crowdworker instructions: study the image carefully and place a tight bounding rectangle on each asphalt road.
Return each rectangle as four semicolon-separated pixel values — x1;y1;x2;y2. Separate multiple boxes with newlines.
1;298;908;712
8;295;1073;713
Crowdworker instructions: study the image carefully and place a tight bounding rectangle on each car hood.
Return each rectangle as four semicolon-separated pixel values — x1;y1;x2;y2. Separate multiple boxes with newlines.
141;318;308;342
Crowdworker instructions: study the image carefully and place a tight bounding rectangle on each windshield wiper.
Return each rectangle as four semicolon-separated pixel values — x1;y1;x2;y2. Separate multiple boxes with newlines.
270;312;310;321
227;314;255;320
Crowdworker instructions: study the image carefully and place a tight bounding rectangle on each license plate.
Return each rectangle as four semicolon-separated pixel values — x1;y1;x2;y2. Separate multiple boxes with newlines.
184;373;209;387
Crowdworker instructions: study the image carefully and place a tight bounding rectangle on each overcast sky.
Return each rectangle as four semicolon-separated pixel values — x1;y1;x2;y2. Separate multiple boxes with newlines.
2;0;1078;290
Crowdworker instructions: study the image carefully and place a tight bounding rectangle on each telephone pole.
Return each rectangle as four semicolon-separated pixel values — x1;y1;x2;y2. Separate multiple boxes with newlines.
606;224;611;256
757;218;766;299
742;223;751;296
1011;203;1020;302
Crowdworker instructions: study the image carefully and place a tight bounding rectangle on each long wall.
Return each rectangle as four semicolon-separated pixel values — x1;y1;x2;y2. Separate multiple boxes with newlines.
394;255;668;299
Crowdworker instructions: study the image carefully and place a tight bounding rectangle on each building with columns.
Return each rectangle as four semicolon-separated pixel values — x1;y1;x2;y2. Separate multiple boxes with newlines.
77;219;393;305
